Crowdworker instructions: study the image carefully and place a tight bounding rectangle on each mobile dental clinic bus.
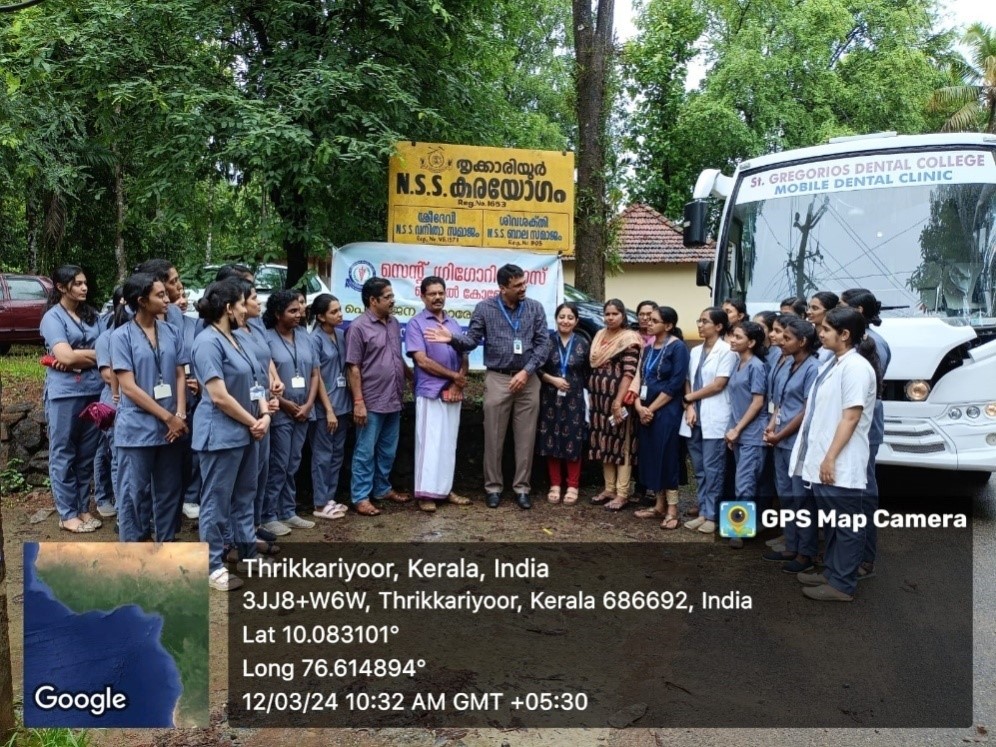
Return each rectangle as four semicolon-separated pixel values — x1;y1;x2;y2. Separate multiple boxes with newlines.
684;132;996;482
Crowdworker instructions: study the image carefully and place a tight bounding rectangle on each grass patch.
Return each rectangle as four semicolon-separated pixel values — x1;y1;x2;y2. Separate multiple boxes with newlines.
2;703;91;747
0;345;46;390
34;563;210;728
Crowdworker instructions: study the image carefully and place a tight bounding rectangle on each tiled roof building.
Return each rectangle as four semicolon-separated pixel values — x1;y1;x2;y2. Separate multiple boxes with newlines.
615;203;714;264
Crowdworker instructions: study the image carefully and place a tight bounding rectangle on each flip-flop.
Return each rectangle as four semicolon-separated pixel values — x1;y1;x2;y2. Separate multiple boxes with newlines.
590;491;613;505
354;500;382;516
660;514;681;530
605;497;628;511
634;508;664;519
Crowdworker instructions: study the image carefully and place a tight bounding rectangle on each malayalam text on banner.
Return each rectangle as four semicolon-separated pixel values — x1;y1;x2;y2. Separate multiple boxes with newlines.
388;142;575;254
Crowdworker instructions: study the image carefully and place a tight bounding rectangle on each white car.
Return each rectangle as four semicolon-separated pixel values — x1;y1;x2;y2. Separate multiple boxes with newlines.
184;264;331;318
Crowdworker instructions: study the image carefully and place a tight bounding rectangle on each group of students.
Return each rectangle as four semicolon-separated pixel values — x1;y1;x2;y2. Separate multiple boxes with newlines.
40;261;354;592
534;288;887;601
39;256;888;601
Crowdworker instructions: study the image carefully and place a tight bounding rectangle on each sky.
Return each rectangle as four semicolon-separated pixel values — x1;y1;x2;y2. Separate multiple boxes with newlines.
614;0;996;75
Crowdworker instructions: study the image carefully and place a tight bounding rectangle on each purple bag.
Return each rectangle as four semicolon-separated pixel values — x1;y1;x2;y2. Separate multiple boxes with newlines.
79;401;116;430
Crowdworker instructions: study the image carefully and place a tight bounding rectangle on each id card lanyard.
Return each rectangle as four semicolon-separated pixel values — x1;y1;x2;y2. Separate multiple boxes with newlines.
774;357;804;423
329;329;346;389
557;334;574;397
498;299;524;355
640;337;672;400
215;326;266;407
278;330;306;389
133;321;171;400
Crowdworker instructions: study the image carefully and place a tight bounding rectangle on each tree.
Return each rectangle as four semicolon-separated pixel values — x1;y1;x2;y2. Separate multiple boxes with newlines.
930;22;996;133
620;0;705;219
572;0;615;298
623;0;954;221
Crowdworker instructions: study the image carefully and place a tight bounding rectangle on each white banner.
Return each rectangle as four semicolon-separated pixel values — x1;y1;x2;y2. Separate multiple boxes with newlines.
331;242;564;370
736;150;996;204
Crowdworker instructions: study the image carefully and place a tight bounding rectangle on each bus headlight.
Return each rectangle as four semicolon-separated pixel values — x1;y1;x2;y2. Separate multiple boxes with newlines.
905;380;931;401
986;403;996;419
966;406;981;419
948;407;962;420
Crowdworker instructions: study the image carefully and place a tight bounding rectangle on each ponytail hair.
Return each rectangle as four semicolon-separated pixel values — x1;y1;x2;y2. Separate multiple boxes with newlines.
824;307;882;392
108;285;128;329
737;320;768;361
658;305;683;341
840;288;883;326
48;264;99;325
197;279;244;324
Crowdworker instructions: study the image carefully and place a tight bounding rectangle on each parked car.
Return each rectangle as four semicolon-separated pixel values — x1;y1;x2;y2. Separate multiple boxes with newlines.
0;273;53;354
562;283;638;343
184;264;331;318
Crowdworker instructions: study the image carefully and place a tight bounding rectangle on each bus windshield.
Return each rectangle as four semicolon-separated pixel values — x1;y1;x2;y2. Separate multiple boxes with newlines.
721;149;996;326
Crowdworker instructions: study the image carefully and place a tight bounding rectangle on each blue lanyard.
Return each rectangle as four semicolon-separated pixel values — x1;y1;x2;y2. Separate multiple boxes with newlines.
558;334;575;376
497;299;523;334
777;357;804;406
643;339;669;378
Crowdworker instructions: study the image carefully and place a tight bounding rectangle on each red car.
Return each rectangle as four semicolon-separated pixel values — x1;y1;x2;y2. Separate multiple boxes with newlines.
0;273;53;354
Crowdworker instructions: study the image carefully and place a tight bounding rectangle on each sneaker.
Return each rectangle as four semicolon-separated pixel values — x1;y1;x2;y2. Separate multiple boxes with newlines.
208;568;243;592
797;571;829;587
782;558;815;574
684;516;706;531
802;584;853;602
96;503;117;518
256;527;278;542
765;534;786;548
261;520;292;537
762;551;794;562
282;515;316;529
182;502;200;520
697;520;717;534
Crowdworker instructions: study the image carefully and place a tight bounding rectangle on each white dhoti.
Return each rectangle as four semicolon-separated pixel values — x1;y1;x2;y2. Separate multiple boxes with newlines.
415;396;461;500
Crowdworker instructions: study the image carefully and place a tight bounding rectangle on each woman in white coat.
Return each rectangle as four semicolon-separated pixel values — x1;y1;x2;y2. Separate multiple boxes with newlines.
681;307;738;534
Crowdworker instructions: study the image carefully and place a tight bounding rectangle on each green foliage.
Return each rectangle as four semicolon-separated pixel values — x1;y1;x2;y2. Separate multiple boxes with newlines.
2;724;91;747
0;346;46;388
623;0;956;219
0;0;574;295
0;458;28;494
930;23;996;133
36;561;210;727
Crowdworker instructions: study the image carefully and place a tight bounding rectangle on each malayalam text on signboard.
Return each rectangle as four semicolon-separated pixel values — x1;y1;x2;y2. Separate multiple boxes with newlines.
388;142;575;254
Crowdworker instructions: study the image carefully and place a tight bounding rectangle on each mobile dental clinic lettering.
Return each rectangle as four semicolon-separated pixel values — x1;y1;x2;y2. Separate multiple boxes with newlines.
735;150;996;204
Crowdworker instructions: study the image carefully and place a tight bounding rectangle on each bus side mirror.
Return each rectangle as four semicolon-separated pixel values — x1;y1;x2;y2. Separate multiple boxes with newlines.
683;200;709;247
695;260;713;288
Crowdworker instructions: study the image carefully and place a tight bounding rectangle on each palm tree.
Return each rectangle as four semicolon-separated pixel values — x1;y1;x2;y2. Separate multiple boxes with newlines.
930;23;996;134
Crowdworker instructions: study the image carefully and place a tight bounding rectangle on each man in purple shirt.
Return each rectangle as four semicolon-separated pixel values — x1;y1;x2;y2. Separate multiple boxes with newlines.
405;276;472;513
346;277;410;516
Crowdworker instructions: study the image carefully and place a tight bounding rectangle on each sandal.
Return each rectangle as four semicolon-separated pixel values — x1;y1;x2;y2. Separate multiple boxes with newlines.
563;488;579;505
354;499;382;516
256;539;281;556
660;512;681;530
634;508;664;519
59;518;95;534
605;496;629;511
547;486;562;504
375;490;411;504
590;491;613;505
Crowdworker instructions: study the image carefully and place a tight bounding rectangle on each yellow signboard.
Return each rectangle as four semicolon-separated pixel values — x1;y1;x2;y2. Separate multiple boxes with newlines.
388;142;575;254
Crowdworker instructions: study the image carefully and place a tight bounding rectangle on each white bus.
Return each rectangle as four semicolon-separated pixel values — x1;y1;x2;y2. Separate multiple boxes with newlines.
684;132;996;482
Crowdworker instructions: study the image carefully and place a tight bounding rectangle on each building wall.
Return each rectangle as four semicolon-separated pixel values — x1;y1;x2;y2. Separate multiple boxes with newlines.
563;261;713;340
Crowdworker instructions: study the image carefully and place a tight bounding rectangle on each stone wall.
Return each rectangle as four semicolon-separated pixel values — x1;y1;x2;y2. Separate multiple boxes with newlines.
1;399;604;497
0;401;50;486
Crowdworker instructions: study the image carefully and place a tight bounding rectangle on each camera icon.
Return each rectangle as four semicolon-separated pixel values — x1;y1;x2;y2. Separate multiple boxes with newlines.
719;501;757;538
